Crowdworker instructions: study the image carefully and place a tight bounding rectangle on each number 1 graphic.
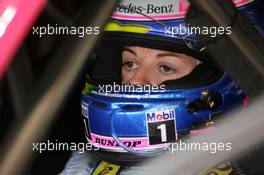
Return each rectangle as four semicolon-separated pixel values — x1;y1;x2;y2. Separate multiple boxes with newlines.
157;124;167;142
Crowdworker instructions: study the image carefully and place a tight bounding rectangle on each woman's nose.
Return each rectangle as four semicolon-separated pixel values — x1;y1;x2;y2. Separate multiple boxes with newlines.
127;68;154;85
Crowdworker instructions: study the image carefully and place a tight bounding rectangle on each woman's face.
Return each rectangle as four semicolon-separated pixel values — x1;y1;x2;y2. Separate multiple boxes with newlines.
122;46;198;85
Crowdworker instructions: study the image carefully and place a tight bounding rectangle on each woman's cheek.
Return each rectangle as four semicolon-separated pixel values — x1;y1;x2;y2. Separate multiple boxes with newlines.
155;72;170;83
162;72;182;82
122;69;133;83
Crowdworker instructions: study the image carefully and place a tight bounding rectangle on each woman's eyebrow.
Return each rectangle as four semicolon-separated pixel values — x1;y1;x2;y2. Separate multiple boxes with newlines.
157;52;181;58
123;47;137;56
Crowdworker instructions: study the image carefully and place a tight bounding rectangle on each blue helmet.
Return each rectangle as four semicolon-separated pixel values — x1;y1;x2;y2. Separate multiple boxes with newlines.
80;0;263;165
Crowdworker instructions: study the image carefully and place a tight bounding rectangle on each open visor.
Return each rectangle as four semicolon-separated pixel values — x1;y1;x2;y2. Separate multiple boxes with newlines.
87;31;223;88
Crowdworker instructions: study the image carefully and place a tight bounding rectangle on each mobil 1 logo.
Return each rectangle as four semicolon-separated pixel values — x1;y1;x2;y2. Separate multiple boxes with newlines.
146;108;177;145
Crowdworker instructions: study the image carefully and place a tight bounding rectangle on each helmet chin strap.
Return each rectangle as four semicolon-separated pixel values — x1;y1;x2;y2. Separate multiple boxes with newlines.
110;108;171;157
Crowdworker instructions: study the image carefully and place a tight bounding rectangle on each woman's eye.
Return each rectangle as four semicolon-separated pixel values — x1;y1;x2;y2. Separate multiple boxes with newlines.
159;65;176;73
123;61;138;70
